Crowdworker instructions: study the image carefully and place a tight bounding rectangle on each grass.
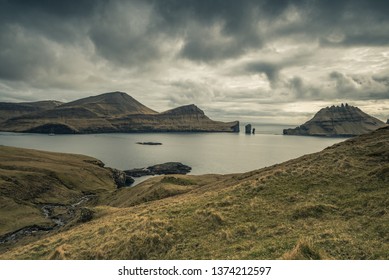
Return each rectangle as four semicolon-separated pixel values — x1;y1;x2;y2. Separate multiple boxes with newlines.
0;146;116;237
0;127;388;259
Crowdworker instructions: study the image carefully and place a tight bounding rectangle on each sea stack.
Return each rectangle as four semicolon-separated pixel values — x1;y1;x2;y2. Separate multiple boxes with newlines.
283;103;386;137
245;124;252;134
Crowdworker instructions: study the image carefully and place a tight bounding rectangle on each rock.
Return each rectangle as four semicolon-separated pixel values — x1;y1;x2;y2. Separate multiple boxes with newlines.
125;175;135;186
147;162;192;175
283;104;386;137
83;159;105;167
109;168;129;188
387;119;389;124
77;208;94;223
124;162;192;178
245;124;252;134
124;168;151;178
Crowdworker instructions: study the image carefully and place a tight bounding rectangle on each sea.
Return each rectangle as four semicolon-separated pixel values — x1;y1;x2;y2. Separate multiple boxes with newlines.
0;124;348;183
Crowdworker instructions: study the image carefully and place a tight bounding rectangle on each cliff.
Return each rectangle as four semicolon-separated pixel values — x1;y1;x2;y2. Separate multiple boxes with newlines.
283;104;386;137
0;92;239;133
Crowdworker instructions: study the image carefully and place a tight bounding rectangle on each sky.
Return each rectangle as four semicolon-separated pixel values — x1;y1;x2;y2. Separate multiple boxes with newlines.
0;0;389;124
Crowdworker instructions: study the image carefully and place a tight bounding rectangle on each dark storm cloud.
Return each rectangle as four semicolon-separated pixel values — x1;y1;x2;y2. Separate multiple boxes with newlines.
245;62;280;86
0;0;389;115
1;0;388;72
1;0;97;16
329;71;389;100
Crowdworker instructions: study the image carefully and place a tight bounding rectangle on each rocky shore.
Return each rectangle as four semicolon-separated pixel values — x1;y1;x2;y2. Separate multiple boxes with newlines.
124;162;192;182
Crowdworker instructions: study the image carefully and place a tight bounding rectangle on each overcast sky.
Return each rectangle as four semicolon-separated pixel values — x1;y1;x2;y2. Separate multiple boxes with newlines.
0;0;388;124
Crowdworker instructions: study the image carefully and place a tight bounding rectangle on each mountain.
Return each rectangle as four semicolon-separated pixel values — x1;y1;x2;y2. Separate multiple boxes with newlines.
59;91;157;117
0;100;62;122
111;104;240;132
0;92;239;133
1;126;388;259
283;104;386;136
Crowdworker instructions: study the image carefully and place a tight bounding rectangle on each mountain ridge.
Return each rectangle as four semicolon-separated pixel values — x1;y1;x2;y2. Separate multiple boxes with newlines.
0;92;239;133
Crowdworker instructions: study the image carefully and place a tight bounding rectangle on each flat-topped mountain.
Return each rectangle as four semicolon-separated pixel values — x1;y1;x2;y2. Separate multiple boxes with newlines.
283;104;386;137
0;92;239;133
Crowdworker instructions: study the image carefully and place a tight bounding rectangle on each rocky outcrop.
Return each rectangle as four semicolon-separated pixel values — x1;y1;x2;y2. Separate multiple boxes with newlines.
124;168;151;178
109;168;134;188
283;104;386;137
0;92;239;133
245;124;252;134
136;142;162;145
124;162;192;178
148;162;192;175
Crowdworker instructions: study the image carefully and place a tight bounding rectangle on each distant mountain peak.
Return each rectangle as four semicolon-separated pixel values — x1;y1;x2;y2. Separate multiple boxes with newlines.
161;104;205;115
284;103;386;136
60;91;157;116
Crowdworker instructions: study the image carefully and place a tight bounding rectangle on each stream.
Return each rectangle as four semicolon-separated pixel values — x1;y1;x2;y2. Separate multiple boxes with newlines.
0;195;96;245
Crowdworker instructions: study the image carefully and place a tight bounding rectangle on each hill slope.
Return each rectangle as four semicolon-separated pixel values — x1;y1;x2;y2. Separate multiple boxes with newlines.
1;127;388;259
112;104;240;132
0;92;239;133
283;104;386;136
0;100;62;122
0;146;119;238
60;91;157;117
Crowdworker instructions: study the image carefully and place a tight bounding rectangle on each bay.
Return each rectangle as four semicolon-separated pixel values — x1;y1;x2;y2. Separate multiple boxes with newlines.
0;125;347;176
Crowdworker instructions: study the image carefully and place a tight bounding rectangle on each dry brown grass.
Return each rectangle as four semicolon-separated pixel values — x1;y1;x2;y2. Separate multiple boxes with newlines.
1;127;389;259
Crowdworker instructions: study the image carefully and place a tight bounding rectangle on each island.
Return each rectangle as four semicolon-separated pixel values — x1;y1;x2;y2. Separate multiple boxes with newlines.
0;91;239;134
283;103;386;137
136;142;162;145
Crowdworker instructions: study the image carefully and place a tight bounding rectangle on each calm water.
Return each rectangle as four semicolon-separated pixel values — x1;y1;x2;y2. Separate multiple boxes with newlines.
0;125;347;176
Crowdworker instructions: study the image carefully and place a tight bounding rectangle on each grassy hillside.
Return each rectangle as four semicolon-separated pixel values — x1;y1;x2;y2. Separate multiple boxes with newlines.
0;146;117;237
1;127;388;259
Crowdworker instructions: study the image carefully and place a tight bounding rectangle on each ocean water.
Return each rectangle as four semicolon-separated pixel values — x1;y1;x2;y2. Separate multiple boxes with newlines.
0;125;347;176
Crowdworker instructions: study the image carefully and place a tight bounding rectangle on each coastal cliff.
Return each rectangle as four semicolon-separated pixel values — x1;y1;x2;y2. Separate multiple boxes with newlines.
0;92;239;133
283;104;386;137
